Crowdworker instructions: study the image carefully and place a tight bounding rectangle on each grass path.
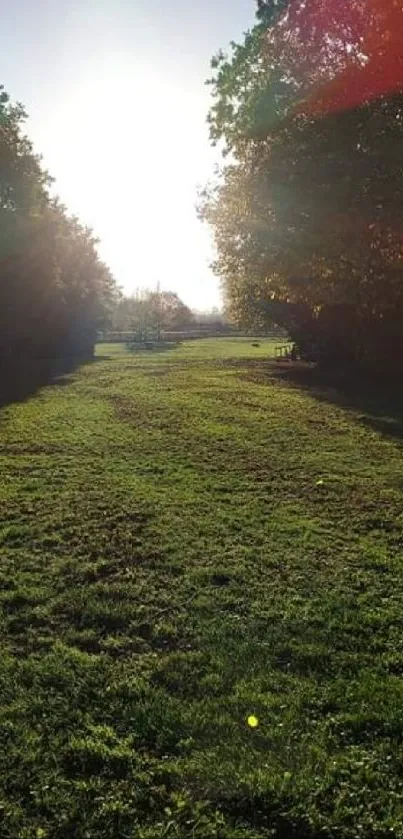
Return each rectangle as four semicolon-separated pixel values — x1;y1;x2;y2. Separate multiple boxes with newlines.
1;339;403;837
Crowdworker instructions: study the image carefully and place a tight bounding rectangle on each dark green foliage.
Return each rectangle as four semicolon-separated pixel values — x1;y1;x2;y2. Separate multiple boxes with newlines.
0;85;117;363
201;4;403;370
256;0;289;25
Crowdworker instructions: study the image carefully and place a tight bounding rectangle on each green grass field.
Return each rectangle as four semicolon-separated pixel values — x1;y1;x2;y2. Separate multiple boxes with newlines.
1;338;403;838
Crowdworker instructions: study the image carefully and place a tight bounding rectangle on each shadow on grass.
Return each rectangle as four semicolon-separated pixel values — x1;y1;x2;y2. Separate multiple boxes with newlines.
218;792;322;838
126;340;181;354
272;362;403;442
0;354;110;411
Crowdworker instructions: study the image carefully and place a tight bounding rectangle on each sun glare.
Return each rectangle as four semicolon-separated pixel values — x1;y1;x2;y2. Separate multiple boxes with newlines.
39;60;218;307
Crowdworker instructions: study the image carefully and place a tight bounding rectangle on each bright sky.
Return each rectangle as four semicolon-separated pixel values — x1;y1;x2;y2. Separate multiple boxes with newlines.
1;0;255;309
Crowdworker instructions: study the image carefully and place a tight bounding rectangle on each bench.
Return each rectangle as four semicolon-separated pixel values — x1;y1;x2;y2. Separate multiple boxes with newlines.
274;344;294;361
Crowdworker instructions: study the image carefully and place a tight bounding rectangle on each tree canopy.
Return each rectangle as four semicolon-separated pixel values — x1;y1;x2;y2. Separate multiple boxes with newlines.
0;85;117;362
200;0;403;369
112;290;194;340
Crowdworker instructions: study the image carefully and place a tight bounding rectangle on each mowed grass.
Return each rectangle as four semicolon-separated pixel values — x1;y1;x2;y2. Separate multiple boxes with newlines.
1;338;403;837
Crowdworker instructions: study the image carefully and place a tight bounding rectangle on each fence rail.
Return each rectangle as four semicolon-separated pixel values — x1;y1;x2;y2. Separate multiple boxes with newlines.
97;329;288;343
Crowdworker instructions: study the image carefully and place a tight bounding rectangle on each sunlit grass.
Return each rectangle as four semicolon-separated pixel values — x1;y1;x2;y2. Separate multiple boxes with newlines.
1;339;403;837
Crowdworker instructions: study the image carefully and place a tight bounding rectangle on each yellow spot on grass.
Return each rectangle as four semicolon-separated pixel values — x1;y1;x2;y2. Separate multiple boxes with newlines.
247;715;259;728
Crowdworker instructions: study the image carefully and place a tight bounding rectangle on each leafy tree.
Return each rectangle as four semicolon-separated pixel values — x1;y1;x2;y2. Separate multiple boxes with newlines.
201;2;403;369
112;290;194;340
0;85;118;362
152;291;194;332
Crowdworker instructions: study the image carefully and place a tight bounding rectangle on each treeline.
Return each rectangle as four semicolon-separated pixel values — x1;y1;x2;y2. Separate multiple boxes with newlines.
0;86;117;363
108;292;237;342
111;290;194;341
200;0;403;370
